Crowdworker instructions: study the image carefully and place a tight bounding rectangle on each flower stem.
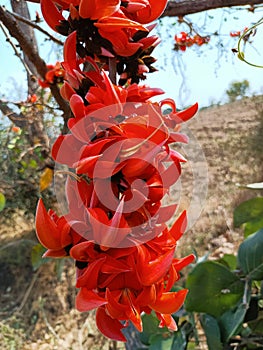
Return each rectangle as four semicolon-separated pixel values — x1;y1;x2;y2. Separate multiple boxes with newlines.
109;57;117;84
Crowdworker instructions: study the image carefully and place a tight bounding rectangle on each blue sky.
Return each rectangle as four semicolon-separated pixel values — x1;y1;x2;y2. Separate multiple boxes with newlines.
0;3;262;108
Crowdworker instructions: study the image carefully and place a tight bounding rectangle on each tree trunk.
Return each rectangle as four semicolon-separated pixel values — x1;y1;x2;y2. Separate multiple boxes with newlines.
11;0;39;94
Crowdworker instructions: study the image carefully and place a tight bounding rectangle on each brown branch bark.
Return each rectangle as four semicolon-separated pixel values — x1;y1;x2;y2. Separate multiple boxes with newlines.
0;5;46;77
8;9;63;46
25;0;263;16
162;0;263;17
11;0;39;94
0;4;71;120
0;100;27;129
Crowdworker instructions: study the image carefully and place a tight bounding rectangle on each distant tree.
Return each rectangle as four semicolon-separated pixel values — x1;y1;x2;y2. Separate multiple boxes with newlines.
226;79;250;102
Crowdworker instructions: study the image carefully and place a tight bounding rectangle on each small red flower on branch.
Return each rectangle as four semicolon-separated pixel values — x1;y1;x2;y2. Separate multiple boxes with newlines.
38;62;65;88
174;31;210;51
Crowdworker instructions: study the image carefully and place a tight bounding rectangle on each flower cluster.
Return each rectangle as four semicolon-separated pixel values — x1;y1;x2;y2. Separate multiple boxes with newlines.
40;0;167;85
174;31;210;51
36;0;197;341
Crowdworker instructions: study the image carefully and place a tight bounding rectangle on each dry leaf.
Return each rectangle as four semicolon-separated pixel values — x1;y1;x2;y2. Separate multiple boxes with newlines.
39;167;53;192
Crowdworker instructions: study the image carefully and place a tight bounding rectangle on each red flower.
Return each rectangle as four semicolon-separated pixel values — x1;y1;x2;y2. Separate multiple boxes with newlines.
69;211;195;340
11;126;20;133
35;198;85;257
122;0;168;24
230;31;241;37
36;0;198;342
38;62;65;88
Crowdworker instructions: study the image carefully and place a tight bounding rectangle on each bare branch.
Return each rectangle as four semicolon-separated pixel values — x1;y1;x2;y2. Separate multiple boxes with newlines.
0;5;71;121
162;0;263;18
0;5;46;78
25;0;263;17
8;9;63;46
0;99;27;129
0;20;34;77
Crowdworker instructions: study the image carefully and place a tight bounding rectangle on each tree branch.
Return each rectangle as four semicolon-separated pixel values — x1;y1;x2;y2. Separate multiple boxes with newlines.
0;4;71;122
162;0;263;18
0;20;34;78
25;0;263;17
0;5;46;78
0;100;27;129
8;8;63;46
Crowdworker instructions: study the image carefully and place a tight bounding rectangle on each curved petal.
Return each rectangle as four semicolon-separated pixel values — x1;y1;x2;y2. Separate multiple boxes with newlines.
35;199;61;250
63;31;77;69
95;16;146;31
96;307;127;342
60;81;75;101
79;0;120;19
173;254;195;272
43;248;68;258
173;102;198;124
156;313;177;331
76;258;106;288
76;288;107;312
131;0;168;24
52;134;83;166
70;94;85;119
136;246;175;286
41;0;65;32
149;289;188;314
70;241;97;261
168;210;187;241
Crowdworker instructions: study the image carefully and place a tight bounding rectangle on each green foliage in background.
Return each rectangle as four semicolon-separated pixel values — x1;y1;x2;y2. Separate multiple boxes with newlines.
226;80;250;103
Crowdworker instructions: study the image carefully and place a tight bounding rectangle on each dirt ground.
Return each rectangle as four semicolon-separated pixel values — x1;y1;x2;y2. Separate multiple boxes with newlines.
0;96;263;350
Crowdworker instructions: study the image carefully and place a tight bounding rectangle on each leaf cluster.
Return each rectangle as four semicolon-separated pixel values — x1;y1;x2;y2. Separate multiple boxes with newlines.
139;191;263;350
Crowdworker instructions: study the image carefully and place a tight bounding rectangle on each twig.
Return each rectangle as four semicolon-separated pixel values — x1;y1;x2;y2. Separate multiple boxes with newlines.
17;143;42;162
0;20;34;78
15;269;40;313
40;301;62;342
8;9;64;46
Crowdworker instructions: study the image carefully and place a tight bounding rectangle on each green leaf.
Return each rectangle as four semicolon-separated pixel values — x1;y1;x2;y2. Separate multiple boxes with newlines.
171;321;195;350
185;261;244;318
219;301;248;342
171;329;187;350
149;334;173;350
234;197;263;228
200;314;223;350
217;254;237;270
31;244;50;271
29;159;37;168
244;217;263;238
248;310;263;335
237;229;263;280
0;192;6;212
140;313;165;345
